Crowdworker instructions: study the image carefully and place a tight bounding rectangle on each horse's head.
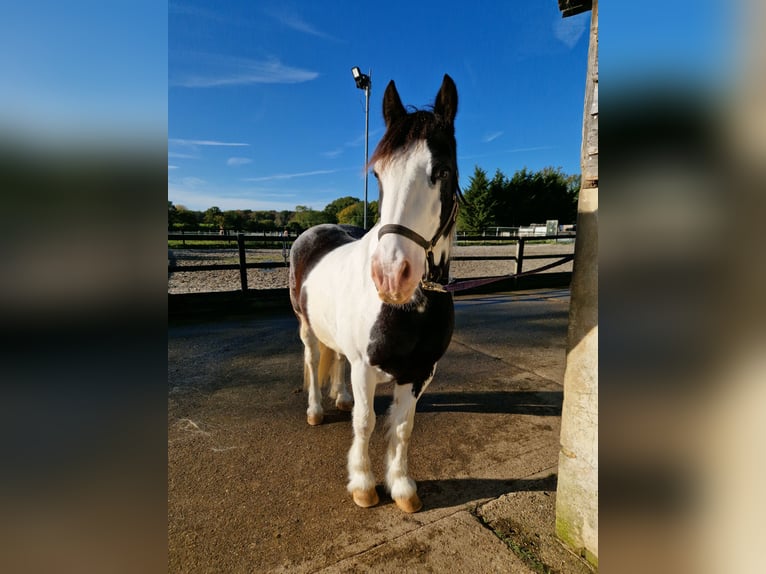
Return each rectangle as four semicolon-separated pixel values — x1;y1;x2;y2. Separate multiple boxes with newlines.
369;74;459;306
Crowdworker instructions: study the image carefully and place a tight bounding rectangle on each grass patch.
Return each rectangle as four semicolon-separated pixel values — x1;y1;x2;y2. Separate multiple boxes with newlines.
470;508;558;574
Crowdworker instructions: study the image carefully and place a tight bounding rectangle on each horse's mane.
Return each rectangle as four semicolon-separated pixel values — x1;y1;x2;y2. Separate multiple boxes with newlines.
369;106;454;169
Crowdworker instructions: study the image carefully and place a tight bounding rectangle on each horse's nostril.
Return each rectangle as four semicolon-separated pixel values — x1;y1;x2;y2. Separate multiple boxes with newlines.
371;259;383;289
400;261;410;280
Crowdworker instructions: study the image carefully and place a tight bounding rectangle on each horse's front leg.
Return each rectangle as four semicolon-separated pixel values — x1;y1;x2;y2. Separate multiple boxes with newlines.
386;375;433;513
347;360;379;508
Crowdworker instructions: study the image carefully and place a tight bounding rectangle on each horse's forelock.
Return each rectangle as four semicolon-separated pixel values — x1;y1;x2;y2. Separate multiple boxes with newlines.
369;109;452;170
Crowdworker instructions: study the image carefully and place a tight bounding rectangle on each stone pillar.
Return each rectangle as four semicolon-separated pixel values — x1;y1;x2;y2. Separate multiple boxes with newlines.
555;0;598;568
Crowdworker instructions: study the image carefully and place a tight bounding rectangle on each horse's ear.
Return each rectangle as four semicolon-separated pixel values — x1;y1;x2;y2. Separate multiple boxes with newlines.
434;74;458;124
383;80;406;127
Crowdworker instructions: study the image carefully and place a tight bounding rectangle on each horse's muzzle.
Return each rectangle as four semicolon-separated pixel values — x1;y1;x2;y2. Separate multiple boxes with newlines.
371;254;419;305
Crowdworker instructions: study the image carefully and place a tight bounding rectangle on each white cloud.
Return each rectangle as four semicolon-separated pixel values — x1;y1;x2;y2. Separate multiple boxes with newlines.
170;138;249;147
168;151;197;159
458;145;555;161
321;148;343;159
168;165;178;170
553;14;587;48
266;8;340;41
227;157;252;166
321;127;384;159
170;55;319;88
168;183;321;212
242;169;339;182
482;131;504;143
181;176;206;187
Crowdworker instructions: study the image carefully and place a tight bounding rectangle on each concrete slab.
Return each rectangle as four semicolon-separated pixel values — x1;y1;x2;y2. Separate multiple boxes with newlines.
168;288;590;572
311;510;531;574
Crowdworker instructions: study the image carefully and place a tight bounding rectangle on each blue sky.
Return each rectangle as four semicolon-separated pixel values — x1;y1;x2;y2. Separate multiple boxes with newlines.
168;1;592;212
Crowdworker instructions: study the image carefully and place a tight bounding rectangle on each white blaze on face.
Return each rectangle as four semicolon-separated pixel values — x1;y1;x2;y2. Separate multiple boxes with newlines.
370;142;443;305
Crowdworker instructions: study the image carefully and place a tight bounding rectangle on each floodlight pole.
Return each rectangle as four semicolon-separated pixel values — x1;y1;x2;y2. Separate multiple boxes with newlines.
363;75;370;229
352;67;371;229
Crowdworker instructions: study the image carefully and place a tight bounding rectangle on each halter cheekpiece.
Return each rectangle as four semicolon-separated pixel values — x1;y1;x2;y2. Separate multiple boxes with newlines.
377;193;459;293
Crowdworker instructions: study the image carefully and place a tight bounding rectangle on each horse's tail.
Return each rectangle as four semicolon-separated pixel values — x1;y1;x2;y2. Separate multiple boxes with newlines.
304;341;335;391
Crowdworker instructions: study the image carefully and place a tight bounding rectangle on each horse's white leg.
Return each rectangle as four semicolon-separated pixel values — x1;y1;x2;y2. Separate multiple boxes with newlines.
347;360;379;508
299;319;324;426
386;369;435;513
330;353;353;412
385;382;423;513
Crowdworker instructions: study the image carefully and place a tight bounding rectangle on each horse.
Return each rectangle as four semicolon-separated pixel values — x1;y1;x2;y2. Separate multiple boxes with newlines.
289;74;459;513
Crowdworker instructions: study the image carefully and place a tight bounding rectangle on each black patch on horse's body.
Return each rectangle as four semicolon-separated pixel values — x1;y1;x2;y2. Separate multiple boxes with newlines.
289;224;366;317
367;289;454;397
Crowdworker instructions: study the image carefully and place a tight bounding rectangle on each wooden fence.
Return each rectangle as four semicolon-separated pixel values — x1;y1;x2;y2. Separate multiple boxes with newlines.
168;232;575;295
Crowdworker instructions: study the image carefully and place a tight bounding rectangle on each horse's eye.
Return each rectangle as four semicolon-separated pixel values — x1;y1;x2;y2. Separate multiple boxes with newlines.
432;166;451;184
373;170;379;180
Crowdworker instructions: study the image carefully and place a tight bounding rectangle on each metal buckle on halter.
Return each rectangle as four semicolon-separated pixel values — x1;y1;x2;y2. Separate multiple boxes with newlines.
420;249;447;292
420;280;447;292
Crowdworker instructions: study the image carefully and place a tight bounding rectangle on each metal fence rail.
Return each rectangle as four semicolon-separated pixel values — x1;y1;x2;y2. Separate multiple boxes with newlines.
168;232;576;295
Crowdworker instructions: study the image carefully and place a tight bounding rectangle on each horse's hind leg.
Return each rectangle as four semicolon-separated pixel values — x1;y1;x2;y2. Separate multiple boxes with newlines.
299;318;324;426
329;353;353;412
385;378;432;513
347;360;379;508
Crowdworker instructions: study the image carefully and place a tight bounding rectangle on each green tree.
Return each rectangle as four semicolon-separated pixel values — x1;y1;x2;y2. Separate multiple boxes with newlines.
289;205;332;230
501;166;578;226
173;204;202;231
168;201;177;229
458;166;496;233
337;200;379;228
222;209;248;231
203;206;224;229
323;196;360;223
275;210;292;228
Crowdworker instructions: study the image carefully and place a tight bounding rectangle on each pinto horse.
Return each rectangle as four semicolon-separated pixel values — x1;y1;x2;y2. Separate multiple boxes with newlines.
289;75;459;513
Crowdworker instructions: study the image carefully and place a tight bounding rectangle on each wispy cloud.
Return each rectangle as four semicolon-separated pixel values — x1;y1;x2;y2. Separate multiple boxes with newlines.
170;55;319;88
266;8;340;41
459;145;555;161
227;157;252;166
321;128;384;159
170;138;250;147
321;148;344;159
181;176;206;187
168;183;324;212
242;169;340;182
482;131;504;143
553;13;587;48
168;165;178;170
168;151;198;159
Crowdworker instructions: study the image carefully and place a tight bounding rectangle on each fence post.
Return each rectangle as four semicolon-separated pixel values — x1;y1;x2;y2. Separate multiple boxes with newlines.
515;237;525;275
237;233;248;293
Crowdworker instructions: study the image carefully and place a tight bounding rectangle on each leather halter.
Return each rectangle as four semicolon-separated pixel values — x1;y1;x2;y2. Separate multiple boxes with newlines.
377;193;459;292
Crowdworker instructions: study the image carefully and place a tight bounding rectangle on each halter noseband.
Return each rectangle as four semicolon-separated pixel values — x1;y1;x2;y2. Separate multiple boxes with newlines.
377;193;459;292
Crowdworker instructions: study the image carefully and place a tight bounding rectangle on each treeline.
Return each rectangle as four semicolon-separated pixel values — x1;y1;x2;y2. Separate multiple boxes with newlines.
169;166;579;234
458;166;579;233
168;196;379;234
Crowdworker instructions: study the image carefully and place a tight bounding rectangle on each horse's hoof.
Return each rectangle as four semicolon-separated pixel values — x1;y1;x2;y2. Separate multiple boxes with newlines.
394;494;423;513
352;488;379;508
307;413;324;426
336;400;353;412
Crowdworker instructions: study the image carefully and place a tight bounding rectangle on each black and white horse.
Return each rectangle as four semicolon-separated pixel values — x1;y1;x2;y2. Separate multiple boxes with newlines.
289;75;459;513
